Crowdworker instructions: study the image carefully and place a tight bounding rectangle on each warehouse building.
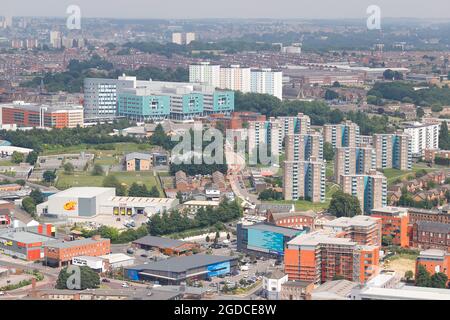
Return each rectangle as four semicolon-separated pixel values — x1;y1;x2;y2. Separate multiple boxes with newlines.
0;224;56;261
72;253;135;272
125;254;238;285
36;187;178;218
132;235;200;256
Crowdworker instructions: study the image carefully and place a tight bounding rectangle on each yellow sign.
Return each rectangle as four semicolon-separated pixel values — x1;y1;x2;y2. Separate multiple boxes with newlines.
0;240;12;246
64;201;77;211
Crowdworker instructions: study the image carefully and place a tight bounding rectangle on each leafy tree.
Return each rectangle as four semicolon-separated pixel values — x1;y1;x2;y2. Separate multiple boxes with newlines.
323;142;335;161
405;270;414;282
416;107;425;119
332;81;341;87
324;89;339;100
91;164;104;176
328;191;362;217
148;186;160;197
15;179;26;186
149;124;173;150
102;175;126;196
63;162;75;175
56;266;100;290
30;189;44;205
258;188;282;201
26;151;39;165
383;69;403;80
439;121;450;150
0;120;136;153
147;200;242;236
430;272;448;288
431;104;443;113
43;170;56;183
227;233;231;240
205;235;210;243
11;151;24;164
415;265;432;287
128;183;149;197
176;191;184;203
22;197;36;215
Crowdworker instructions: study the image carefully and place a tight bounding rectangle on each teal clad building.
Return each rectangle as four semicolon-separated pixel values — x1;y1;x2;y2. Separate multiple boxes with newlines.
118;94;170;121
213;91;234;113
115;80;234;120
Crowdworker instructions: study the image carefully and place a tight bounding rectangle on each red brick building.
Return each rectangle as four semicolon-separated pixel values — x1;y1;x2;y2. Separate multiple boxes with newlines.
44;236;111;267
267;210;317;230
411;221;450;251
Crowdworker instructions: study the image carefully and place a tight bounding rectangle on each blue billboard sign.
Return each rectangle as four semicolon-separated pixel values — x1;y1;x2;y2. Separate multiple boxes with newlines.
207;261;231;277
247;229;284;255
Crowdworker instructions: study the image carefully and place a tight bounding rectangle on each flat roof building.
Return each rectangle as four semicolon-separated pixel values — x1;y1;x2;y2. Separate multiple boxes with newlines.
132;235;199;256
125;254;238;285
237;222;308;259
37;187;178;218
0;224;56;261
1;101;84;129
285;230;380;284
44;236;111;267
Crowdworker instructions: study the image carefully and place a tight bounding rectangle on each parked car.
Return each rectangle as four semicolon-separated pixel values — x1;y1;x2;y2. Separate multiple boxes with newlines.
101;278;111;283
140;254;148;258
126;248;134;254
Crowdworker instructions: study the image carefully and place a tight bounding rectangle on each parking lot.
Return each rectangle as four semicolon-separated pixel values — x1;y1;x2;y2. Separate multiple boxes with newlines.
110;237;281;298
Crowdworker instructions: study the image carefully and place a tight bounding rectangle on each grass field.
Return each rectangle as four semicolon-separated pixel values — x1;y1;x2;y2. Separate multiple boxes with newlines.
326;161;334;179
260;183;338;211
263;200;330;212
56;170;163;195
42;142;155;157
0;160;15;166
383;164;440;185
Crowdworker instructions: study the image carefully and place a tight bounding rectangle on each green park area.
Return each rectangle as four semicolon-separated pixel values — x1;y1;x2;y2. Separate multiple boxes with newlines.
382;164;441;185
56;170;163;194
39;142;165;194
261;183;339;212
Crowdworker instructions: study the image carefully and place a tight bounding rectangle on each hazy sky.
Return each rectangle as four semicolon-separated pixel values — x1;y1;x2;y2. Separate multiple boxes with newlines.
2;0;450;19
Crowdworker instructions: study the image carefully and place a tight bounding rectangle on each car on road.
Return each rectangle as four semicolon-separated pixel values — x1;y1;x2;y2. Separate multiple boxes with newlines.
140;254;148;258
240;265;249;271
101;278;111;283
126;248;135;254
121;283;129;288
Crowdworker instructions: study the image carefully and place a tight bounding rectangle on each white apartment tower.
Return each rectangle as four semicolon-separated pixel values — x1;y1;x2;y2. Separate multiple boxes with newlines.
219;65;251;93
403;122;440;156
189;62;221;88
250;68;283;100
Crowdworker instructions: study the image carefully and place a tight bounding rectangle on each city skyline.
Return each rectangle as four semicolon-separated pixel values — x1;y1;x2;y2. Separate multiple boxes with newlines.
3;0;450;20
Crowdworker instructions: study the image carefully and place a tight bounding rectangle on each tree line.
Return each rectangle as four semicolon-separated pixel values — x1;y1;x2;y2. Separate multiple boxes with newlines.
148;200;242;236
235;92;391;135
